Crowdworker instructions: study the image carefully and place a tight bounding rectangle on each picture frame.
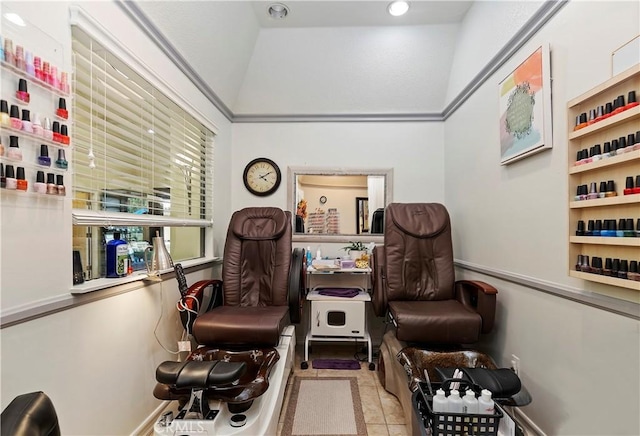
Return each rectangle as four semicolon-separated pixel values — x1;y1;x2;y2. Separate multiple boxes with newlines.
499;43;552;165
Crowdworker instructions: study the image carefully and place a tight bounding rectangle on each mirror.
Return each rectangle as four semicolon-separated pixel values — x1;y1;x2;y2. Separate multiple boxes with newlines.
288;167;393;242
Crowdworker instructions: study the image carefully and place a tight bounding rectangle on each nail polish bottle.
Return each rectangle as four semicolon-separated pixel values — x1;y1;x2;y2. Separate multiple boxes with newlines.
16;79;30;103
594;105;605;123
575;255;583;271
43;117;53;141
15;45;25;70
628;261;640;281
612;95;625;116
617;136;628;154
624;91;638;110
593;220;602;236
586;220;595;236
32;113;43;137
38;144;51;167
603;258;613;276
25;51;35;76
601;220;617;237
56;98;68;119
10;105;22;130
0;100;10;127
624;219;635;237
574;113;588;131
587;182;599;200
616;219;626;237
34;171;46;194
610;139;619;157
5;165;17;190
7;136;22;161
634;131;640;151
605;180;616;197
60;124;70;145
591;143;602;162
624;176;635;195
52;121;61;143
580;255;591;273
598;181;607;199
574;185;586;201
56;174;65;196
587;109;597;126
16;167;27;191
576;220;585;236
0;163;5;188
21;109;32;133
627;134;636;151
603;102;613;119
42;61;51;84
591;257;603;275
45;173;56;195
618;260;628;280
611;259;620;277
49;65;59;88
602;141;612;159
59;72;69;94
34;56;43;81
4;38;14;65
55;149;68;169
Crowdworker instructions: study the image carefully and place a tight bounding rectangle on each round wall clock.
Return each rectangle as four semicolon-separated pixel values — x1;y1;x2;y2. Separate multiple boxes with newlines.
243;157;282;196
319;195;327;204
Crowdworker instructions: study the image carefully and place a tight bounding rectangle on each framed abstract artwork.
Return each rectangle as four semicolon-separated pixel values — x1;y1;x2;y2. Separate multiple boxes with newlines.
499;44;552;164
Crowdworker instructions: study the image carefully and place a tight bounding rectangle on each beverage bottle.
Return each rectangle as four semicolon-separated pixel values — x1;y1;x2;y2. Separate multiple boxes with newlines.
478;389;495;415
462;390;479;414
448;389;463;413
306;246;313;267
432;389;448;413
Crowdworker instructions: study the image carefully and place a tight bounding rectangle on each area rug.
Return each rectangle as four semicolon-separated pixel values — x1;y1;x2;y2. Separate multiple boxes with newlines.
281;377;367;436
312;359;361;370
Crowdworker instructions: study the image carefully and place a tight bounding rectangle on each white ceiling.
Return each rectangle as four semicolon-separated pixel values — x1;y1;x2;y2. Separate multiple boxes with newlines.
131;1;475;117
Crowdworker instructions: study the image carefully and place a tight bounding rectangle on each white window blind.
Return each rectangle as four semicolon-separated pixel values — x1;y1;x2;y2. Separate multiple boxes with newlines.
71;26;213;226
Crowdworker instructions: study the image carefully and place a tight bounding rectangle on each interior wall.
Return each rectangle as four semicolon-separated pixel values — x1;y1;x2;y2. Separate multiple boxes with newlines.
0;2;231;434
444;1;640;434
230;121;445;256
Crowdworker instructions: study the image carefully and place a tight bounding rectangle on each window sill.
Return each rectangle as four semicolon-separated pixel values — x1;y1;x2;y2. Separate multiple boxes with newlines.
70;257;222;295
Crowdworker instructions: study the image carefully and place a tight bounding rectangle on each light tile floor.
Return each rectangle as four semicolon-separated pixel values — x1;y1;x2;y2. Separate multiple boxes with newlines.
277;343;408;436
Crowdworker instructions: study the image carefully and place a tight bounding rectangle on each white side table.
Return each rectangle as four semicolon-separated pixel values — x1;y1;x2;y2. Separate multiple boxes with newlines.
302;288;374;370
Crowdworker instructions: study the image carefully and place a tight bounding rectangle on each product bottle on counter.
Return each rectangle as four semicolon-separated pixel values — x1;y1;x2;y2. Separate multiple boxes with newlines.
448;389;463;413
432;389;448;413
316;246;322;260
478;389;495;415
462;390;479;414
306;246;313;267
106;232;129;278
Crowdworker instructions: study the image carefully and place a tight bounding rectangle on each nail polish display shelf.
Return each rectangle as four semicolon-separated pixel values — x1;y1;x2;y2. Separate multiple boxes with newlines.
569;271;640;291
569;149;640;175
0;188;65;199
569;193;640;209
568;105;640;141
568;64;640;293
1;61;69;98
0;126;71;149
0;157;68;174
570;236;640;247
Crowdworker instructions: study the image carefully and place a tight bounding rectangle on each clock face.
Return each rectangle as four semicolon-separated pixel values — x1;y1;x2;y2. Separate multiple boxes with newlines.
243;158;282;196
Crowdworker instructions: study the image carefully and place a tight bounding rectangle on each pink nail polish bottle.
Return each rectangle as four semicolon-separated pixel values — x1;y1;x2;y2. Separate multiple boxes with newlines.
43;117;53;141
10;105;22;130
32;113;43;136
21;109;32;133
7;136;22;161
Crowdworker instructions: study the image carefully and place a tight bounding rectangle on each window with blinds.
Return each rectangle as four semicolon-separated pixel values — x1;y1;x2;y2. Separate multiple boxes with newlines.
71;26;213;281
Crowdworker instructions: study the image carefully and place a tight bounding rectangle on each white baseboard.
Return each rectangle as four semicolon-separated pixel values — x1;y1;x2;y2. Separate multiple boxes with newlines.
130;401;170;436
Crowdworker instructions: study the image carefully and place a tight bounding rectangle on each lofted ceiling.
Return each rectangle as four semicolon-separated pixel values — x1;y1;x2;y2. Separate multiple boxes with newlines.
130;1;475;118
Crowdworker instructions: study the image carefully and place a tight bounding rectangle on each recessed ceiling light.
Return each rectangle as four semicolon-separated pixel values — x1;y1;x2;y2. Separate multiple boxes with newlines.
388;1;409;17
268;3;289;19
4;12;26;26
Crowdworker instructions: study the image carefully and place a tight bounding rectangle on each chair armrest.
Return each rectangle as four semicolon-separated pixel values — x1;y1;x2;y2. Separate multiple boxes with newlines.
179;280;223;334
371;245;387;317
455;280;497;334
287;248;305;324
